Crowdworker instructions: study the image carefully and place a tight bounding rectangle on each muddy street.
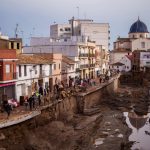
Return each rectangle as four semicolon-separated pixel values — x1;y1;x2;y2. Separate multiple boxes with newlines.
0;85;150;150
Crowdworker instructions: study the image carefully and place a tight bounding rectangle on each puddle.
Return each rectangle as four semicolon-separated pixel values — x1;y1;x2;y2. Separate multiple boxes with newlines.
124;112;150;150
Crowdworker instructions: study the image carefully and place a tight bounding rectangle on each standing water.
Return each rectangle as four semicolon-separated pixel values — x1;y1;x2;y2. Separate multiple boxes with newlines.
124;112;150;150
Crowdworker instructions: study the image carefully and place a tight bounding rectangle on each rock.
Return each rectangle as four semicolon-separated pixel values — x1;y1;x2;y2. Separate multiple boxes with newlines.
115;129;120;133
0;133;5;140
94;138;104;146
102;131;109;136
117;134;123;138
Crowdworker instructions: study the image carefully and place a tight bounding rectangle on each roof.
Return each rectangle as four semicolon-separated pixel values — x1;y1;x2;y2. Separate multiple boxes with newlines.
112;62;125;66
125;55;132;61
62;56;75;64
129;18;149;33
16;53;53;65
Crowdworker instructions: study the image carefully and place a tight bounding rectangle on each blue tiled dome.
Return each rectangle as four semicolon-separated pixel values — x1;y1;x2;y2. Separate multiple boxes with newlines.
129;19;149;33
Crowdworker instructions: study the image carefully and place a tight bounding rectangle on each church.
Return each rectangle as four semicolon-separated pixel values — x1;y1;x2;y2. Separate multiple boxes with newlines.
110;18;150;65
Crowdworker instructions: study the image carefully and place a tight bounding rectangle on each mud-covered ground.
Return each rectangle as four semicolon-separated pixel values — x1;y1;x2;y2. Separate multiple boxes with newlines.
0;85;149;150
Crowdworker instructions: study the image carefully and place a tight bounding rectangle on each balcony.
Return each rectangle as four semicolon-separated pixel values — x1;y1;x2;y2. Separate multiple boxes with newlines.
79;53;89;57
76;68;81;72
89;64;95;68
89;54;95;57
80;64;89;69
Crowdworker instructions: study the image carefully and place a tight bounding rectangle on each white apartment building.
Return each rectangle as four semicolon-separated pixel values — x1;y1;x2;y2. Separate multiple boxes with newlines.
16;54;53;101
50;18;110;51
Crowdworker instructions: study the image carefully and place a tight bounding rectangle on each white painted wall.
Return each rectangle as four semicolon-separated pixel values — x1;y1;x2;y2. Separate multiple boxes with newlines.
140;52;150;67
132;38;150;51
120;56;131;72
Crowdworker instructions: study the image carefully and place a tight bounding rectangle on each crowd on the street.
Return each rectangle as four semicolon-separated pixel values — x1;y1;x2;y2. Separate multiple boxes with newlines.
0;69;119;119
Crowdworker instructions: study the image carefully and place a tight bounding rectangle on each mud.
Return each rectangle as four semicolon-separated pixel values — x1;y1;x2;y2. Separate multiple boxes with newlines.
0;85;149;150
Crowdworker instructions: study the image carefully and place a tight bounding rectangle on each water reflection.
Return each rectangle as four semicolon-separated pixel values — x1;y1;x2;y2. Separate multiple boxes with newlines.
124;112;150;150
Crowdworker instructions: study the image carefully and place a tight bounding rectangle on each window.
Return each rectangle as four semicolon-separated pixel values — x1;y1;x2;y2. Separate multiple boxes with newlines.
59;63;60;69
141;42;145;48
19;65;21;77
24;65;27;76
54;64;56;70
40;64;42;75
60;28;63;31
6;64;10;73
17;43;20;49
11;42;14;49
65;28;71;31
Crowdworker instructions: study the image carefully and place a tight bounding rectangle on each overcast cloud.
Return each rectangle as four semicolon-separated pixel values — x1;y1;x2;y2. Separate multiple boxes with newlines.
0;0;150;48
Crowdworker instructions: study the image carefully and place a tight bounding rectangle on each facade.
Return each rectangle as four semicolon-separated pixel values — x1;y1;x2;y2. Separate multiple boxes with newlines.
111;62;125;72
23;39;97;79
16;54;54;101
0;33;22;54
132;50;150;72
110;18;150;65
51;18;110;50
61;56;76;84
0;49;17;102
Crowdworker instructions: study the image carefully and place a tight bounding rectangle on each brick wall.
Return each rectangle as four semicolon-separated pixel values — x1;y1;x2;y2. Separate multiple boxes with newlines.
0;49;16;59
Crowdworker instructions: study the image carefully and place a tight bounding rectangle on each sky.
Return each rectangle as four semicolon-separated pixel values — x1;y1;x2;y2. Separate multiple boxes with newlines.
0;0;150;49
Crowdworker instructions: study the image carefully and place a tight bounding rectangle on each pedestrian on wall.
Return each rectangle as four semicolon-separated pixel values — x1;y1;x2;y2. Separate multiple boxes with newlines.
28;96;33;111
4;102;12;119
99;77;102;84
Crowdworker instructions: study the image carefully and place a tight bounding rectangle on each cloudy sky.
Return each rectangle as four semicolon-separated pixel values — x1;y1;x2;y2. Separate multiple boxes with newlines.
0;0;150;49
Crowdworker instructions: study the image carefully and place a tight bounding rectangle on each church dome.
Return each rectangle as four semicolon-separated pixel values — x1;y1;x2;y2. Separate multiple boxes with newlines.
129;19;149;33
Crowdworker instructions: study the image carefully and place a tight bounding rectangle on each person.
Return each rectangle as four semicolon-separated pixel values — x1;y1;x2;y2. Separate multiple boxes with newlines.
38;94;41;106
99;77;102;84
28;96;33;111
24;96;29;110
4;102;12;119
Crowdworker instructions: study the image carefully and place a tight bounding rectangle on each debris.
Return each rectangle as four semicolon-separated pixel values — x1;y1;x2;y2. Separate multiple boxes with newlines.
94;138;104;146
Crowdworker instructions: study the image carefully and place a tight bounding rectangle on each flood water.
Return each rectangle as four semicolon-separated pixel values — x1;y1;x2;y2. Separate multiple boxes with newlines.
124;111;150;150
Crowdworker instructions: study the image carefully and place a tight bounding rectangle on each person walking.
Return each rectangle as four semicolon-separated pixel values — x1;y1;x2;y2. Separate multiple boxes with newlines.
4;102;12;119
28;96;33;111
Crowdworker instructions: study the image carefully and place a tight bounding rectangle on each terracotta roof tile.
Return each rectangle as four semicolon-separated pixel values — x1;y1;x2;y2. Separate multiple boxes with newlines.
16;54;53;65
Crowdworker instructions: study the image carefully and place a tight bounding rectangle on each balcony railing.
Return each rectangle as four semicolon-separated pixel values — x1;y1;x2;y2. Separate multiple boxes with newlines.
89;64;95;68
80;64;89;69
89;54;95;57
76;68;80;72
79;53;89;57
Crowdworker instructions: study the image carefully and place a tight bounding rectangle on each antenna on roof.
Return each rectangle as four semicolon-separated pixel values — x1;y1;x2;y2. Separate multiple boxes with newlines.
15;23;19;38
76;6;79;19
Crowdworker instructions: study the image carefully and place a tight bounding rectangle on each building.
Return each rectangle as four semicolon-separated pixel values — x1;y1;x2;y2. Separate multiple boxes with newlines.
16;53;54;101
110;55;132;72
110;18;150;65
0;33;22;54
50;18;110;50
0;49;17;102
132;50;150;72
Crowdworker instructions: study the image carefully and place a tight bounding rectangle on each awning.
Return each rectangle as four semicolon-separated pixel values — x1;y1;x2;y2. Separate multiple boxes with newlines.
0;82;15;87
